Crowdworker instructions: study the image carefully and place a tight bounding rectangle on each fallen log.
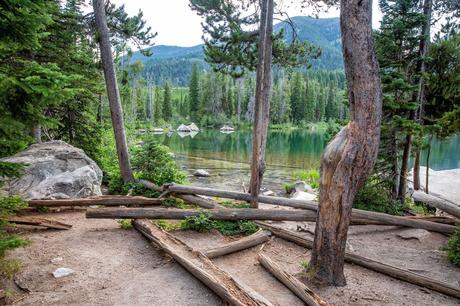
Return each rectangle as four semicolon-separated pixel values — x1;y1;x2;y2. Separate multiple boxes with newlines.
8;217;72;230
258;253;329;306
28;196;162;207
133;219;272;306
412;190;460;218
256;222;460;299
351;216;458;226
138;179;223;209
86;207;318;221
165;184;456;234
204;230;271;259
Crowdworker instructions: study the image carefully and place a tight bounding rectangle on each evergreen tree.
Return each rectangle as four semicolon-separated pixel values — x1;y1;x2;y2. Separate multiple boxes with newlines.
153;86;163;125
289;72;305;123
162;81;172;121
189;63;200;120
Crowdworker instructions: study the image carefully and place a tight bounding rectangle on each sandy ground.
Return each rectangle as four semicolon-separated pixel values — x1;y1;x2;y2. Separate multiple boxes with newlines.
6;210;460;306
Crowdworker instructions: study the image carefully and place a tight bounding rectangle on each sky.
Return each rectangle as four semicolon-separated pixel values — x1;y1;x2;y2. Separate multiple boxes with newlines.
106;0;383;47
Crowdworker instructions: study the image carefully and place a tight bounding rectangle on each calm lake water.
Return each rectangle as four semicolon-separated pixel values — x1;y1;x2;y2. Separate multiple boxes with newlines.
151;130;460;193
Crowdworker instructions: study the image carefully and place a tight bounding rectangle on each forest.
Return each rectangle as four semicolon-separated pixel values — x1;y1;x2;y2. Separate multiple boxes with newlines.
0;0;459;305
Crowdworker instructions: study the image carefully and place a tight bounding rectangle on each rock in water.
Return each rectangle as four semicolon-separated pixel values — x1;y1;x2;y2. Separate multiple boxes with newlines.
293;181;314;193
193;169;210;177
1;141;102;199
290;191;317;201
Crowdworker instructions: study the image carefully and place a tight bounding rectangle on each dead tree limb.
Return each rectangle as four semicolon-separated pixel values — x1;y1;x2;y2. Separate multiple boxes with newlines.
164;185;455;234
204;230;271;259
8;217;72;230
258;253;330;306
412;191;460;218
133;219;273;306
256;222;460;299
28;196;162;207
86;207;318;221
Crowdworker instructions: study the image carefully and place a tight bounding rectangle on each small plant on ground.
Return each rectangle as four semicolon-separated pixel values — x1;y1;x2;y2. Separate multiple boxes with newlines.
162;197;187;209
117;219;133;230
154;220;186;231
300;259;317;280
443;223;460;267
183;213;215;232
284;183;295;194
213;220;258;236
353;180;404;215
220;200;250;209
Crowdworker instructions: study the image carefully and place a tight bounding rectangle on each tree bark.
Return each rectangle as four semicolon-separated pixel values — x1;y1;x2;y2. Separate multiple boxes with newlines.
133;219;272;305
204;230;271;259
8;217;72;230
425;135;433;193
32;124;42;143
86;207;318;221
93;0;134;183
413;0;433;189
257;222;460;300
310;0;382;286
250;0;273;208
398;133;412;203
258;253;330;306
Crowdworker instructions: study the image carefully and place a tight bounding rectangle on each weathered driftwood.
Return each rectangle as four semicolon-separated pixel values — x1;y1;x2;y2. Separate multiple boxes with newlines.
174;194;224;209
8;217;72;230
256;222;460;299
165;185;456;234
86;207;318;221
412;190;460;218
204;230;271;259
351;216;458;226
138;179;223;209
28;196;162;207
133;219;272;306
258;253;329;306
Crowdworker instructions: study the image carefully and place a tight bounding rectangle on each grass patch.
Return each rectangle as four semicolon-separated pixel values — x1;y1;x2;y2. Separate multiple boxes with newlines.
292;169;320;189
117;219;133;230
443;223;460;267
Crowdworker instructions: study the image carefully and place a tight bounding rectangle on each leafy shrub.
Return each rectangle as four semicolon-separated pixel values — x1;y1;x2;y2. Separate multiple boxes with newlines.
183;213;215;232
131;137;186;186
353;181;404;215
220;200;250;209
154;220;186;231
444;224;460;267
162;198;187;209
117;219;133;230
292;169;320;189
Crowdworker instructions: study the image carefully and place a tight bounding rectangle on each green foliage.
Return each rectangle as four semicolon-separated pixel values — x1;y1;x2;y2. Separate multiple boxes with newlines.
154;219;186;231
183;213;215;233
162;198;187;209
0;258;21;280
132;137;186;186
0;162;25;187
117;219;133;230
292;169;320;189
220;201;250;209
443;224;460;267
182;212;258;236
353;181;404;216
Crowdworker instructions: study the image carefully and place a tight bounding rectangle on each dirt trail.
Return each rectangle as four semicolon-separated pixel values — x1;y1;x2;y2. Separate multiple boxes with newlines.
8;211;460;305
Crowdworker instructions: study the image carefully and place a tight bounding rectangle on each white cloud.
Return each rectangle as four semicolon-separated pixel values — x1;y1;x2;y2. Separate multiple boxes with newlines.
110;0;382;47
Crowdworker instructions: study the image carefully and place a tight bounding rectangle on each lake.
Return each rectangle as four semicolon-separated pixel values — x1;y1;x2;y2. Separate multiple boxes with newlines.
151;130;460;194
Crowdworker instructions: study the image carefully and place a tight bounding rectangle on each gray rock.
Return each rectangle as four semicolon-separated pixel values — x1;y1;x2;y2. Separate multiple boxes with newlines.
294;181;313;192
194;169;210;177
290;191;316;201
1;141;102;200
397;229;431;241
52;267;75;278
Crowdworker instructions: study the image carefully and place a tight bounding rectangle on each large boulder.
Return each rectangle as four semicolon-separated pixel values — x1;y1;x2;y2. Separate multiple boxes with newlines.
1;141;102;199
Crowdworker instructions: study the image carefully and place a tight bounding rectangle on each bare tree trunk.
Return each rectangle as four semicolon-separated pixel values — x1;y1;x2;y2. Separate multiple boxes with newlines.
250;0;273;208
32;124;42;143
398;133;412;203
310;0;382;286
425;135;433;194
93;0;134;183
413;0;432;190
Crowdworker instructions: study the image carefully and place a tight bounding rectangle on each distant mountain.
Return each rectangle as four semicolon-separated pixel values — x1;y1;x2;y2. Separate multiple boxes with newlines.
130;16;343;86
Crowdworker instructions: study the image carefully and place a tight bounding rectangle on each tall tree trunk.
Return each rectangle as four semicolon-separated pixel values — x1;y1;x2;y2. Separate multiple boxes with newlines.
93;0;134;183
398;133;412;203
249;0;273;208
32;124;42;144
425;135;433;194
413;0;432;190
310;0;382;286
413;151;421;190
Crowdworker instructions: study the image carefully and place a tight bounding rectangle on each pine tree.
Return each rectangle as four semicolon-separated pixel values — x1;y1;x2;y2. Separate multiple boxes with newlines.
153;86;163;125
189;63;200;120
163;81;172;121
289;72;304;123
